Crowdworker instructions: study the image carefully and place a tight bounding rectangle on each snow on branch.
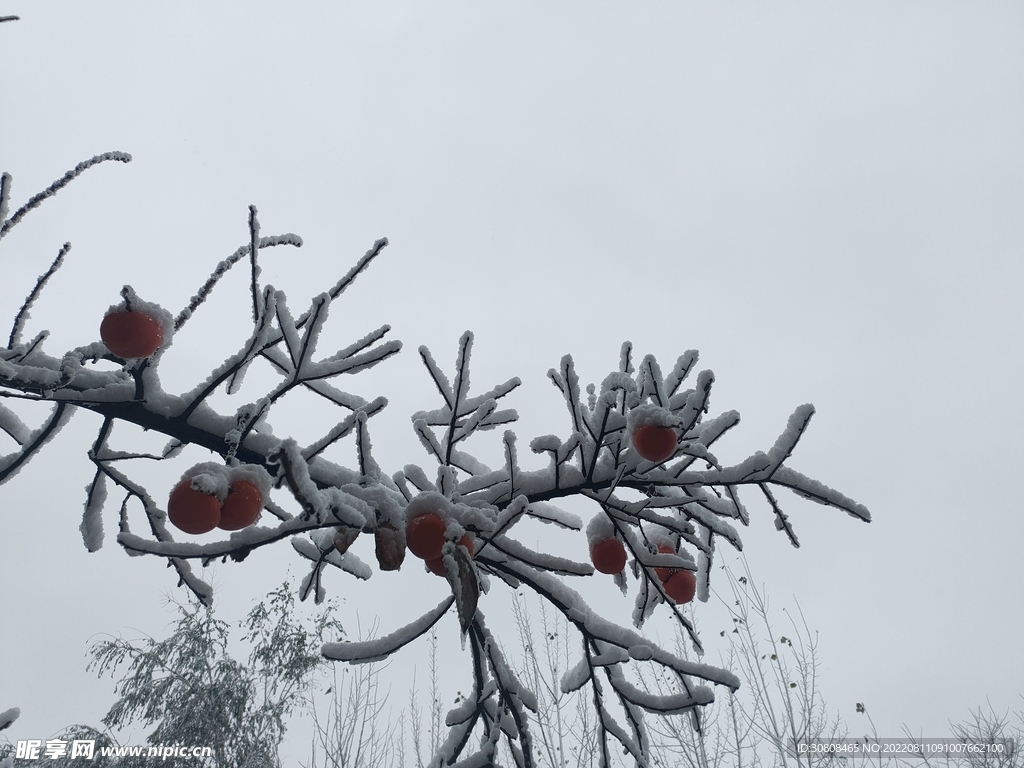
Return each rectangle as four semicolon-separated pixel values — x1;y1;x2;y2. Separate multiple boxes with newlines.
0;402;31;444
0;402;73;485
8;241;71;348
0;152;132;240
323;596;455;663
0;707;19;732
770;465;872;522
175;233;303;331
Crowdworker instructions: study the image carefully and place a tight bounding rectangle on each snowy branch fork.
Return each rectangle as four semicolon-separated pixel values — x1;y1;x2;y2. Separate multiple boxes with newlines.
0;153;870;768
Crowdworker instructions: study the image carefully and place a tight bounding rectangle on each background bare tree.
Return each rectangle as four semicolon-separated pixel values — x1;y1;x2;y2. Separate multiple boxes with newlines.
945;705;1023;768
302;626;402;768
494;555;846;768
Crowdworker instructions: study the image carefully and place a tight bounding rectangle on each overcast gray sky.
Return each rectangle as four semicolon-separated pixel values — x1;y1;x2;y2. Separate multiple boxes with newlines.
1;1;1022;761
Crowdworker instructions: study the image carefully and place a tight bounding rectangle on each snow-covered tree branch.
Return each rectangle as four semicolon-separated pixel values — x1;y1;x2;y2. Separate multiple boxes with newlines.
0;150;870;767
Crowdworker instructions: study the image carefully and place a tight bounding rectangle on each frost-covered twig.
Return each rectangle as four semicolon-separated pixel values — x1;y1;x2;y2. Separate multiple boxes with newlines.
0;173;11;230
175;233;302;331
0;152;131;240
248;205;262;324
0;402;73;485
8;244;70;348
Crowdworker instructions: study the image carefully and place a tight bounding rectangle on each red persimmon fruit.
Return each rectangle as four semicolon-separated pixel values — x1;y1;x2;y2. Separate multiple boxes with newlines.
663;569;697;604
406;511;448;561
100;310;164;359
167;479;221;535
632;423;677;463
217;480;263;531
590;538;627;574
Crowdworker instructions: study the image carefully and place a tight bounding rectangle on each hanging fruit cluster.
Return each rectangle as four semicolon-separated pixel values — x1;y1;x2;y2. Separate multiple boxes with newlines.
403;493;476;576
167;463;271;535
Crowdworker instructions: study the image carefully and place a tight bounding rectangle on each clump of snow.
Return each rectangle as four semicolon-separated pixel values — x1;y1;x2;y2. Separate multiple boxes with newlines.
591;647;629;666
586;512;616;548
451;499;499;535
321;487;374;529
644;524;675;551
228;462;273;497
626;403;681;436
178;462;231;500
346;482;405;530
404;490;452;524
560;659;591;694
628;645;655;660
638;524;697;574
529;434;561;453
80;472;107;552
